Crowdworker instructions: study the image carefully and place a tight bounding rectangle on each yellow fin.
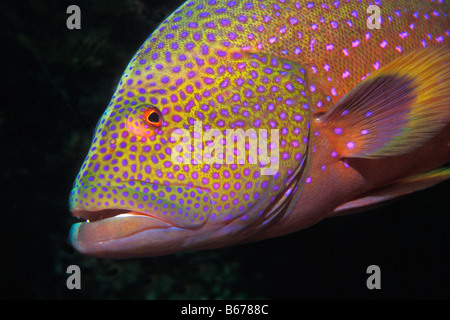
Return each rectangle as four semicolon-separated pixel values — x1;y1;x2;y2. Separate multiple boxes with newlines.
318;46;450;159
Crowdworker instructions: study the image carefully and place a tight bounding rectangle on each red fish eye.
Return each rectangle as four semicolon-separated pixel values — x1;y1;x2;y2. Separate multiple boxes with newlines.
144;107;162;127
126;106;163;138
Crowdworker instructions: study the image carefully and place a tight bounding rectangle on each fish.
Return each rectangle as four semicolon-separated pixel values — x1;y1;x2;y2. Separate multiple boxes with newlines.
69;0;450;258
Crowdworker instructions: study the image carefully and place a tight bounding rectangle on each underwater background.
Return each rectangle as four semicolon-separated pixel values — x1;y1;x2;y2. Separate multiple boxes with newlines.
1;0;449;299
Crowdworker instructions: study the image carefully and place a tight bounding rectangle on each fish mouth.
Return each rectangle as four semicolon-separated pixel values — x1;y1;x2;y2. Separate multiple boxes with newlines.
69;181;213;258
69;208;177;255
72;208;170;224
70;181;213;227
71;207;176;232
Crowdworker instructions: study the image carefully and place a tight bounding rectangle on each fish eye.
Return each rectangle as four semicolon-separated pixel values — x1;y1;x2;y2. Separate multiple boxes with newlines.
144;107;162;127
147;112;159;123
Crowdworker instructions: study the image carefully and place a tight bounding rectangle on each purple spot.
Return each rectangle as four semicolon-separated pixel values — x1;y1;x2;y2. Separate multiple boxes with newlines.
334;127;343;135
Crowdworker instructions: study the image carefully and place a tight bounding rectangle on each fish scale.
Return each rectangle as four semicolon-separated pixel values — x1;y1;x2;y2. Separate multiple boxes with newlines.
69;0;450;258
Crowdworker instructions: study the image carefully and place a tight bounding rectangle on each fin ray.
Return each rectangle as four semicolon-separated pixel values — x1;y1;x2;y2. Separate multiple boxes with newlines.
318;46;450;159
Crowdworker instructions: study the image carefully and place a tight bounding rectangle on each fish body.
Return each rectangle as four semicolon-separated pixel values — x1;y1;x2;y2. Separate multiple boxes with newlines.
69;0;450;258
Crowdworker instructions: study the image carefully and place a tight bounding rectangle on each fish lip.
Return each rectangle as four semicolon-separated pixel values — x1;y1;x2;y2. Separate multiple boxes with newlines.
69;181;210;257
71;208;174;226
69;180;213;229
69;208;181;258
72;208;131;221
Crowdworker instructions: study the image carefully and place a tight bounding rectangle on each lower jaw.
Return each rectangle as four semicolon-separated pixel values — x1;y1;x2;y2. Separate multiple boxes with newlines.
70;212;172;249
69;214;197;259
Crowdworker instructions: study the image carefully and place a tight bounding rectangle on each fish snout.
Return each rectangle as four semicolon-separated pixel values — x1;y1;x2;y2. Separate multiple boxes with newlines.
68;182;216;257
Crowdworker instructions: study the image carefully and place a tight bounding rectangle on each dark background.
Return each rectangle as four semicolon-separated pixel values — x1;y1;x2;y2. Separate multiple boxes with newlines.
1;0;449;299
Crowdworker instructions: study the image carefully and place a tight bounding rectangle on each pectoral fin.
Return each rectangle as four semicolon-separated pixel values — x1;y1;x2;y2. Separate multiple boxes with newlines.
318;46;450;159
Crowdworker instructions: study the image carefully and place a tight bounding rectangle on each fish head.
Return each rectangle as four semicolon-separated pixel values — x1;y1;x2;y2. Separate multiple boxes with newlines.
69;12;312;258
